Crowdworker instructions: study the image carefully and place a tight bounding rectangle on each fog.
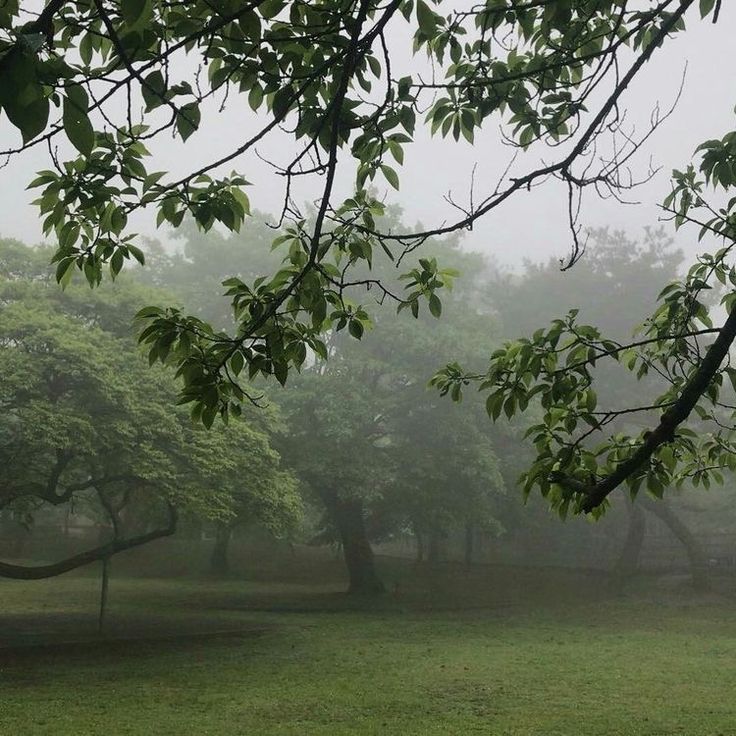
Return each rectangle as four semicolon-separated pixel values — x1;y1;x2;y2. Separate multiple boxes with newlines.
2;4;735;269
3;3;736;734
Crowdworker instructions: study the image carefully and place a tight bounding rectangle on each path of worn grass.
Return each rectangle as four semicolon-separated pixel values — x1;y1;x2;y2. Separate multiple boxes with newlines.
1;570;734;735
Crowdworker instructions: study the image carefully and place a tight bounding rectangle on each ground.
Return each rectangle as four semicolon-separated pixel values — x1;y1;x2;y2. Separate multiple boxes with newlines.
1;554;734;735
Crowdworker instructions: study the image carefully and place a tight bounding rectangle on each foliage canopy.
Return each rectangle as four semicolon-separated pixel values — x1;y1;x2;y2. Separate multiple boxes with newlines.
0;238;299;577
2;1;735;515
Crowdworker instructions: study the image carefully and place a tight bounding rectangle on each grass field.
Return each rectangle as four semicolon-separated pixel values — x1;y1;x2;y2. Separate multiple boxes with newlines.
1;556;735;735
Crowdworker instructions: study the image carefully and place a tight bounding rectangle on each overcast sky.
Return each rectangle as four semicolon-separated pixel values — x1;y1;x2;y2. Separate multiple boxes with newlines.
1;4;733;273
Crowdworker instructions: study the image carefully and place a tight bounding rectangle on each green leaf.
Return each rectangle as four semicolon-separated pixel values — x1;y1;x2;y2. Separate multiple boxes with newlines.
416;0;438;36
128;244;145;265
55;258;75;288
0;47;49;143
239;11;262;40
273;361;288;386
9;94;49;144
260;0;285;19
230;350;245;376
110;249;124;277
348;319;364;339
141;70;166;111
135;305;163;319
248;84;263;111
585;389;597;412
699;0;716;18
0;0;18;29
428;293;442;318
121;0;152;29
380;164;400;190
201;404;218;429
63;88;95;155
231;187;251;215
176;103;201;141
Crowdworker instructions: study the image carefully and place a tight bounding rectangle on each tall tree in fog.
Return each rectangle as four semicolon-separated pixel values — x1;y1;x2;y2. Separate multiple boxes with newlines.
280;233;505;593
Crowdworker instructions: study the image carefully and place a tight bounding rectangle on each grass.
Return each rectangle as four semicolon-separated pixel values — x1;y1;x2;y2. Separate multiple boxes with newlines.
1;556;735;735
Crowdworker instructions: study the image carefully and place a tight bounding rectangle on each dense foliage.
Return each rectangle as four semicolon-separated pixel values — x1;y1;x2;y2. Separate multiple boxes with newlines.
2;1;735;521
137;217;507;591
0;238;299;577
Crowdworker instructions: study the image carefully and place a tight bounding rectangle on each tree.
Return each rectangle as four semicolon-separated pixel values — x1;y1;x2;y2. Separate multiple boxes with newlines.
0;0;721;427
130;222;303;574
0;263;182;578
139;205;507;590
374;303;506;568
280;229;506;592
389;399;505;567
281;364;392;594
0;238;298;579
203;406;302;575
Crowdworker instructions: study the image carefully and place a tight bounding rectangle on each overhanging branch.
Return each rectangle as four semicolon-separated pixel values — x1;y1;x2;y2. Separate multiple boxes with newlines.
563;304;736;513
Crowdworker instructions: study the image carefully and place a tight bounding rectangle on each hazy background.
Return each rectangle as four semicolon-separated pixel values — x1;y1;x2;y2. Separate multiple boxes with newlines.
1;4;733;271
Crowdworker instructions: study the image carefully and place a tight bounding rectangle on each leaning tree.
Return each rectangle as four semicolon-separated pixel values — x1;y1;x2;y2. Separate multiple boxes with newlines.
2;1;735;514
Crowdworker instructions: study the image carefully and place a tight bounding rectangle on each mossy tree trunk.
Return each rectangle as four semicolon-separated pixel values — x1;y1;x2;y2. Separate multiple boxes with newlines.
613;499;647;585
210;522;233;576
323;491;383;595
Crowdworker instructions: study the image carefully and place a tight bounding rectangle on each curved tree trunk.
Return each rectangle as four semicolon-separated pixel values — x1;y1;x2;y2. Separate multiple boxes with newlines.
209;522;232;576
324;492;383;595
0;506;177;580
614;499;647;577
640;496;710;593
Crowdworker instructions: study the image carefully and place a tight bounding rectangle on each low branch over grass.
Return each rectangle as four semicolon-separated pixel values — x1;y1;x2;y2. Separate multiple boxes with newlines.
0;505;177;580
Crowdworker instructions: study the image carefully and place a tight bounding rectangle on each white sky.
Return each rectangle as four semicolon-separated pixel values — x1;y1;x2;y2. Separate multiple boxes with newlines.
1;4;733;272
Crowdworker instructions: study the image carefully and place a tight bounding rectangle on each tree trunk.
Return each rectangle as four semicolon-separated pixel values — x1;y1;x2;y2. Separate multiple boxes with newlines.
327;494;383;595
209;522;232;575
640;496;710;593
0;506;177;580
613;499;647;582
464;522;474;569
98;556;111;633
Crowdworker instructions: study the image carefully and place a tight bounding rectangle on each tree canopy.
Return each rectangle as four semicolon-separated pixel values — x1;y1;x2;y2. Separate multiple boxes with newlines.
2;1;735;519
0;238;299;578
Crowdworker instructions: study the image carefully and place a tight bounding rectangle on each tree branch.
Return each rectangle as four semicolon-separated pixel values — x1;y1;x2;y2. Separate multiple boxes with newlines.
569;303;736;513
0;504;177;580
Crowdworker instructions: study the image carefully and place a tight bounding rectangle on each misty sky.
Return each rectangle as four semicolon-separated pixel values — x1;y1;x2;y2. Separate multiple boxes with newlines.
1;5;733;273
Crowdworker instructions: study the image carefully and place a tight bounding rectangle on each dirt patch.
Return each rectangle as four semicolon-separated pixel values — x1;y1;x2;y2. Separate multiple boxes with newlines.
0;623;271;667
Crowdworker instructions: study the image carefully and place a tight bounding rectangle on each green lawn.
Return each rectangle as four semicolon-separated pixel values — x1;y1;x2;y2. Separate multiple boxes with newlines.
1;564;735;735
